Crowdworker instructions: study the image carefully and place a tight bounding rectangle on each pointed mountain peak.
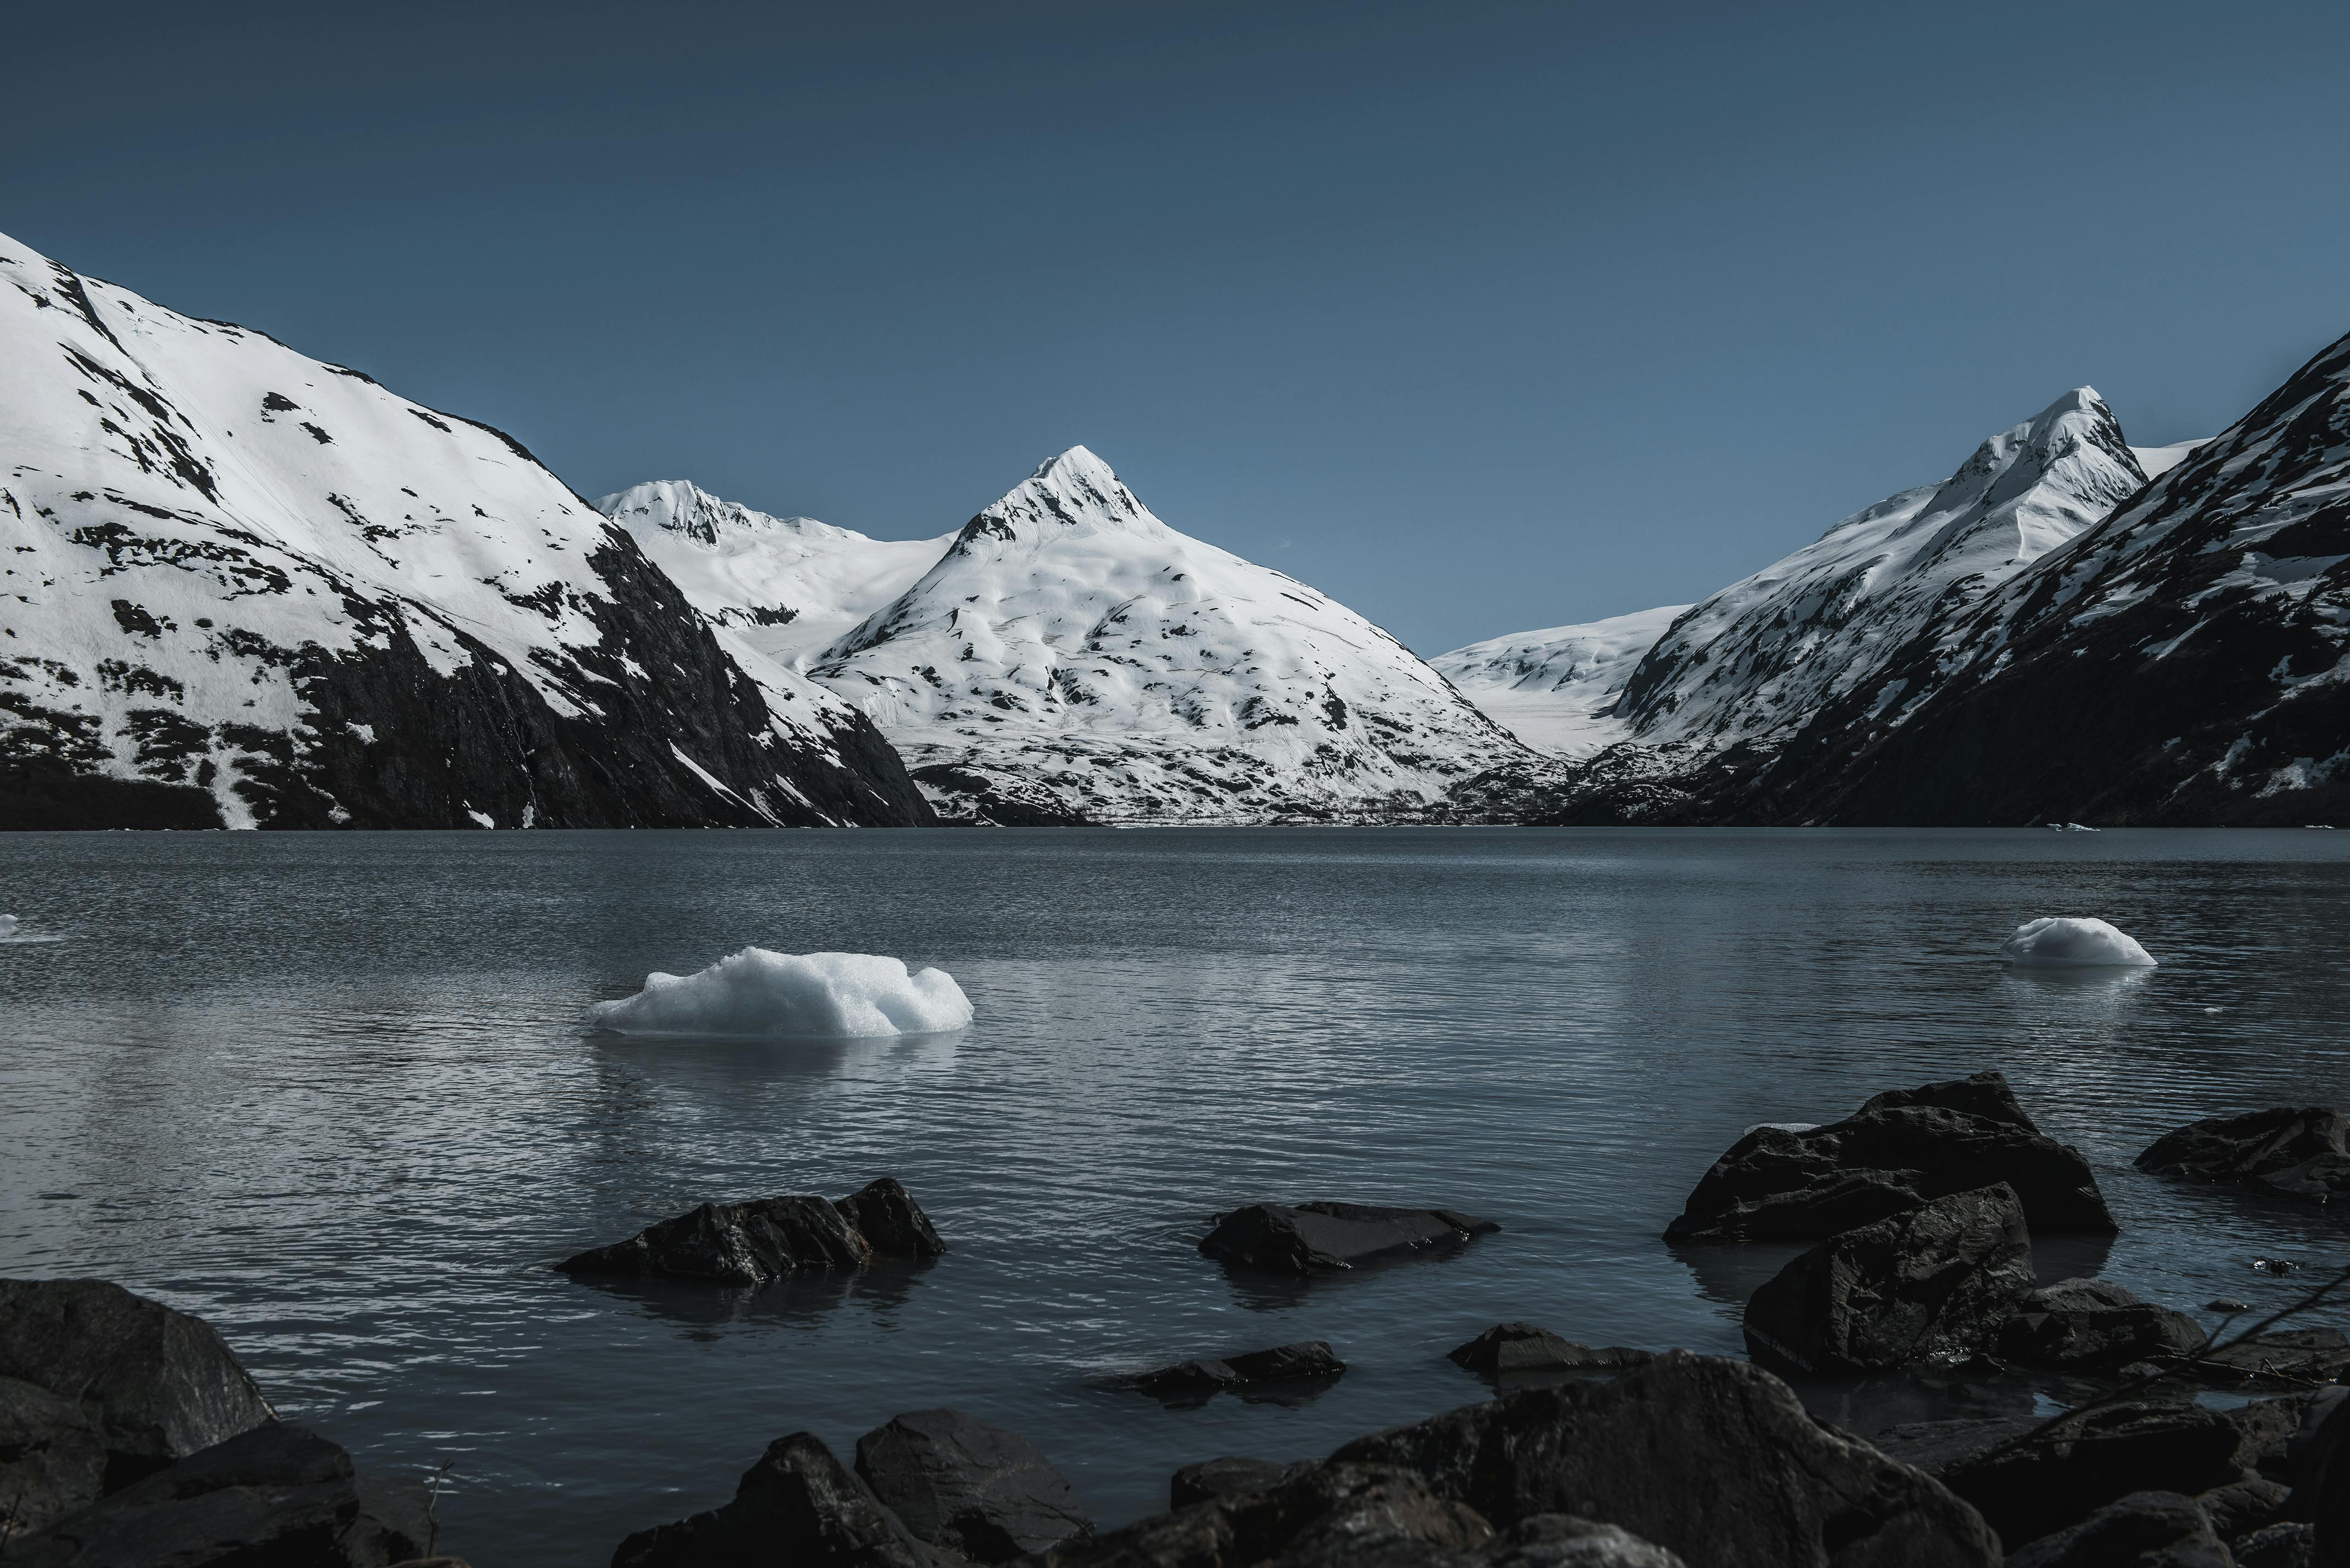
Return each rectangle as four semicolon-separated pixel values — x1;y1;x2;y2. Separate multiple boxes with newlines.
594;480;841;546
955;444;1163;549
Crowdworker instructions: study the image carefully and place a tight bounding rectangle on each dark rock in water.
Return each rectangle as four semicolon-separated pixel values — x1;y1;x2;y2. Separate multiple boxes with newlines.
1933;1401;2248;1548
612;1431;934;1568
2234;1521;2318;1568
1032;1459;1492;1567
1995;1278;2207;1369
2200;1475;2292;1540
1137;1342;1348;1403
355;1474;437;1567
2004;1490;2231;1568
835;1178;948;1260
0;1278;275;1485
1333;1350;1999;1565
1167;1456;1314;1509
9;1422;420;1568
0;1376;110;1536
1446;1324;1654;1379
2135;1107;2350;1203
1743;1183;2036;1374
1471;1514;1688;1566
2171;1329;2350;1389
1666;1083;2115;1241
1857;1070;2044;1132
853;1409;1088;1563
1199;1203;1500;1273
560;1195;870;1285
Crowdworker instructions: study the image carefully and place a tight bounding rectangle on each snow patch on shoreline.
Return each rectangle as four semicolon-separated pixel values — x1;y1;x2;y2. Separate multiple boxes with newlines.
590;948;973;1038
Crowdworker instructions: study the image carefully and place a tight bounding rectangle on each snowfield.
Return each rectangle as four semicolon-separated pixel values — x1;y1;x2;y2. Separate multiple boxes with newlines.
1431;603;1690;757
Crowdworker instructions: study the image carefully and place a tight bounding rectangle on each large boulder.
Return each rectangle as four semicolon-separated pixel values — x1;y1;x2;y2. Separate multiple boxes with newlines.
2282;1388;2346;1565
0;1279;275;1485
852;1409;1090;1562
1995;1278;2207;1369
1199;1204;1500;1274
2004;1491;2231;1568
1743;1184;2036;1375
1332;1350;2000;1566
1136;1342;1347;1403
1930;1401;2249;1549
612;1431;936;1568
1447;1325;1653;1380
1030;1459;1493;1567
0;1376;110;1535
2135;1107;2350;1203
8;1422;426;1568
2235;1523;2318;1568
1667;1075;2114;1243
560;1178;948;1286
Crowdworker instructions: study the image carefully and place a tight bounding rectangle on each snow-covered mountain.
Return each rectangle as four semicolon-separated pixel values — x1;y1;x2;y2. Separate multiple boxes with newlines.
798;447;1531;822
0;232;931;828
1744;331;2350;825
594;480;951;668
1430;604;1690;757
1610;388;2154;746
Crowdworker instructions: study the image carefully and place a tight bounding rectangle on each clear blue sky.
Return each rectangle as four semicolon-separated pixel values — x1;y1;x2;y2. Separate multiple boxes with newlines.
8;1;2346;653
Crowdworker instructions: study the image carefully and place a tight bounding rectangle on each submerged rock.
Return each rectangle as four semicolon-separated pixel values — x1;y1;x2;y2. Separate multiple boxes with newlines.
612;1431;933;1568
2004;1490;2231;1568
1199;1203;1500;1273
1995;1278;2207;1370
1167;1456;1315;1509
1743;1184;2037;1375
0;1278;276;1485
1334;1350;1998;1565
558;1178;944;1286
853;1408;1089;1562
2135;1108;2350;1204
1667;1072;2114;1241
1135;1342;1347;1402
1446;1324;1654;1379
9;1423;426;1568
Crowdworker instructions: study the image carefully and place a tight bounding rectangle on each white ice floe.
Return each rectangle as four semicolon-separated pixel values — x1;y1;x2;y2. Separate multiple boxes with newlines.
0;915;14;937
590;948;973;1038
1999;917;2157;969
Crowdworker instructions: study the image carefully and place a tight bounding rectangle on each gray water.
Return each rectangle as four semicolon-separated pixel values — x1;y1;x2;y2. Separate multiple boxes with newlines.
3;828;2347;1566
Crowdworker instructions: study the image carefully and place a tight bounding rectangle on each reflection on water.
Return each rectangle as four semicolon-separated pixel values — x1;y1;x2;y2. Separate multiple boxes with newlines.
1;827;2347;1568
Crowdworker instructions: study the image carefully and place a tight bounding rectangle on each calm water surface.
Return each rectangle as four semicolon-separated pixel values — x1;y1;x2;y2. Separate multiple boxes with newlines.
3;828;2348;1566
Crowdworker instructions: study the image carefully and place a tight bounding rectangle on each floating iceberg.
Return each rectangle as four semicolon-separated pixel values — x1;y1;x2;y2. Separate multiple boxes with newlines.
0;915;14;937
1999;917;2157;969
590;948;973;1038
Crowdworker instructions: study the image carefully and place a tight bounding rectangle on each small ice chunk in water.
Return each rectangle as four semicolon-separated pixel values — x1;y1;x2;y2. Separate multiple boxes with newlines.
0;915;15;938
1999;917;2157;968
590;948;973;1038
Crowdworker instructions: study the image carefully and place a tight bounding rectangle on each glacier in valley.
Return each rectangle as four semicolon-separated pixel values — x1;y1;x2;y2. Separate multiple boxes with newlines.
590;949;974;1037
1430;603;1691;757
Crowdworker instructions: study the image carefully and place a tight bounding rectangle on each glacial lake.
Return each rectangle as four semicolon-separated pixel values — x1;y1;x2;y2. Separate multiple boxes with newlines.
3;827;2348;1566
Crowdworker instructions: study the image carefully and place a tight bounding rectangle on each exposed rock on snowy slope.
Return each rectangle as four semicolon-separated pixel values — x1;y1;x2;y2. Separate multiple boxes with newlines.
1742;329;2350;825
1610;389;2153;747
1430;603;1690;757
594;480;951;668
0;232;932;828
801;447;1531;822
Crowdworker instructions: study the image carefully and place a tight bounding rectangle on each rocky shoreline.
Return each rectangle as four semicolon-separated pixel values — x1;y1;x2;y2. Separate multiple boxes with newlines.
4;1075;2345;1566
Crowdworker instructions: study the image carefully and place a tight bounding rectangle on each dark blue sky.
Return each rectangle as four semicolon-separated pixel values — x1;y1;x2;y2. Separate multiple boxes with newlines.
10;1;2346;653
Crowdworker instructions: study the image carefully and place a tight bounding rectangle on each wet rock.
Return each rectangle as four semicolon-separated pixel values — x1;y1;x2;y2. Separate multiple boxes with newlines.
2233;1521;2317;1568
1168;1456;1315;1510
612;1431;935;1568
1995;1278;2208;1369
2004;1490;2230;1568
352;1474;437;1567
1666;1078;2115;1241
0;1278;275;1485
854;1409;1089;1562
1034;1459;1491;1567
560;1178;945;1286
8;1423;402;1568
1446;1325;1653;1380
1137;1342;1348;1401
0;1376;110;1536
2135;1107;2350;1203
1333;1350;1999;1565
1934;1401;2248;1548
2195;1329;2350;1387
1472;1515;1687;1566
2200;1475;2292;1540
1743;1183;2037;1374
2229;1395;2319;1480
2283;1389;2346;1564
835;1178;948;1260
1199;1204;1499;1274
